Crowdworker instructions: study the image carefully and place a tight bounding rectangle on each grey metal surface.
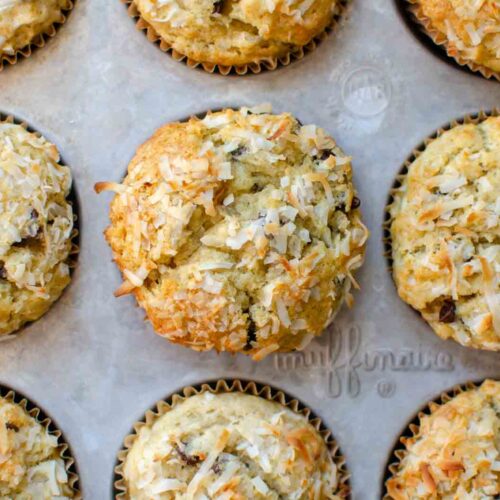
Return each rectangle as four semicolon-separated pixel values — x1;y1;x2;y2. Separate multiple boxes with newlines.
0;0;499;498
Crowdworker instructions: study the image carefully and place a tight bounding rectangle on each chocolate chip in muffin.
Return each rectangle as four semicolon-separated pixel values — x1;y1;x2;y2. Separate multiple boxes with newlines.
5;422;19;432
439;299;456;323
231;145;247;158
351;196;361;209
212;0;224;14
175;444;202;466
0;263;6;280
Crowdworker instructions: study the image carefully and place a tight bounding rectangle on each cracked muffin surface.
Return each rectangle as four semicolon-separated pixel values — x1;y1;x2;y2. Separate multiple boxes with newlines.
98;106;367;360
0;0;71;57
0;122;74;336
389;117;500;351
131;0;340;67
413;0;500;73
386;379;500;499
123;391;344;499
0;395;74;498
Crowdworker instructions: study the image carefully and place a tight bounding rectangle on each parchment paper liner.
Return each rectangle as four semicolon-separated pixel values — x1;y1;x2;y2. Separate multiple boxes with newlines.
120;0;350;75
0;0;75;72
383;108;499;274
0;384;81;498
114;379;351;498
382;379;492;499
0;113;80;339
403;0;500;81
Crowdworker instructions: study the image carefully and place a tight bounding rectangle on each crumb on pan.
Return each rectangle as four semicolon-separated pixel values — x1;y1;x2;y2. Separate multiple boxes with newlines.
389;117;500;351
123;391;346;499
0;122;74;336
98;106;367;358
386;379;500;499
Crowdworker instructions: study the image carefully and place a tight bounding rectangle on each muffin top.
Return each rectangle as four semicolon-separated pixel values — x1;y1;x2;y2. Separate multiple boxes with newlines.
0;395;74;498
99;106;367;359
414;0;500;73
389;117;499;351
123;391;343;499
132;0;339;67
0;0;70;57
386;379;500;499
0;122;74;336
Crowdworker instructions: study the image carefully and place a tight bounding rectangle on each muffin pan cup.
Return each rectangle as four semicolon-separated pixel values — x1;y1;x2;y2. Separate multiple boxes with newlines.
113;379;351;498
0;113;80;338
120;0;350;75
403;0;500;82
0;384;81;498
0;0;75;72
382;379;494;499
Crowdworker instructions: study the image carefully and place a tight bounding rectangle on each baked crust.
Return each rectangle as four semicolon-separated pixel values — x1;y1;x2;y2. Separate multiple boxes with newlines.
0;395;74;497
389;117;500;351
132;0;339;66
101;106;367;359
0;122;74;336
0;0;71;57
414;0;500;73
123;391;342;499
386;380;500;499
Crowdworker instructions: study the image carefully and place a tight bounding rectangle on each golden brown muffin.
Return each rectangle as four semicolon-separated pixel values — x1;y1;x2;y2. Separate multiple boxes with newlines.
131;0;341;68
0;0;71;58
410;0;500;75
0;122;75;337
389;117;500;351
122;391;344;499
97;106;368;360
386;380;500;499
0;395;75;498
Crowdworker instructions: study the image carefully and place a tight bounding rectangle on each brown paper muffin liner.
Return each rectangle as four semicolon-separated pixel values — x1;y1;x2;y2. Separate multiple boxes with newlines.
0;0;75;72
120;0;350;75
403;0;500;81
382;379;491;499
0;113;80;338
0;384;81;498
114;379;351;498
383;108;499;274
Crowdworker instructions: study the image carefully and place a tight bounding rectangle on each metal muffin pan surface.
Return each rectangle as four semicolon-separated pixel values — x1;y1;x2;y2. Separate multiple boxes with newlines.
0;0;498;498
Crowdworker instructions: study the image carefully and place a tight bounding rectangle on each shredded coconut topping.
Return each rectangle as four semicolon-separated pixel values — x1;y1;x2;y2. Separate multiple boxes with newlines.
0;396;74;498
98;107;367;358
123;392;344;499
390;117;500;351
0;123;74;336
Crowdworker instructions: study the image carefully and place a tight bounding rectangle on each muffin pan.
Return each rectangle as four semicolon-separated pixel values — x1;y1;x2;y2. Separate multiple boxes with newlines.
0;1;498;498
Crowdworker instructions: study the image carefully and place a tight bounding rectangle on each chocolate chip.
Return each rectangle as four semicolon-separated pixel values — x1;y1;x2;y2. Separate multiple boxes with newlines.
244;310;257;350
175;444;202;466
5;422;19;432
351;196;361;209
212;0;224;14
31;209;38;220
212;459;222;474
231;145;247;158
439;299;456;323
0;262;6;280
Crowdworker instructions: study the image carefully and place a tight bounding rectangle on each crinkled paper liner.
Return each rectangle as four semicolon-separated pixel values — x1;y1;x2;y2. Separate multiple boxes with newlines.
0;1;75;72
120;0;350;75
114;379;351;498
0;113;80;339
383;108;499;274
404;0;499;82
0;384;81;498
382;379;492;499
